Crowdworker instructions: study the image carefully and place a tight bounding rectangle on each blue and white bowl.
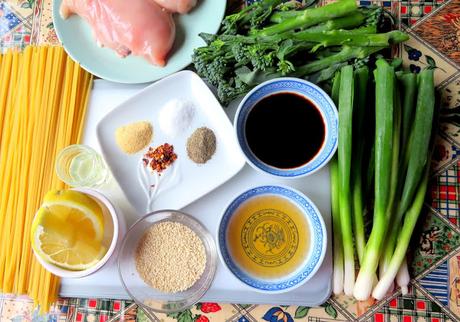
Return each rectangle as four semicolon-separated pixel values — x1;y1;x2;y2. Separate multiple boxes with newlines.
217;185;327;293
234;78;338;178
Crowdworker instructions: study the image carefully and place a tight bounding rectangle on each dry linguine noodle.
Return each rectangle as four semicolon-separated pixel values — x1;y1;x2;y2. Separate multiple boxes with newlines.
0;46;93;313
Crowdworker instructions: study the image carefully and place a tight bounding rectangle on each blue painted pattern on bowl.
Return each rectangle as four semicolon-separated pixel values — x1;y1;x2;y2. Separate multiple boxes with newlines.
218;185;327;292
234;78;338;178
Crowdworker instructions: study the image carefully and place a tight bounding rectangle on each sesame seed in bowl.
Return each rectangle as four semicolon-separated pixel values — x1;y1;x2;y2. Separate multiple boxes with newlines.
135;221;207;293
118;210;217;314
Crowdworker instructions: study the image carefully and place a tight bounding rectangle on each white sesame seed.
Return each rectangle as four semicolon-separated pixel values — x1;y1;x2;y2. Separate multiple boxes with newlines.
135;221;206;293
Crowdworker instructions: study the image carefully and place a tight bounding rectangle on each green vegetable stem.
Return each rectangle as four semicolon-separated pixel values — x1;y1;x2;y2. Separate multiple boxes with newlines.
379;81;402;277
353;59;394;301
192;0;409;105
271;11;366;30
351;66;369;264
338;65;355;295
372;169;429;300
330;72;344;295
254;0;358;36
376;68;435;296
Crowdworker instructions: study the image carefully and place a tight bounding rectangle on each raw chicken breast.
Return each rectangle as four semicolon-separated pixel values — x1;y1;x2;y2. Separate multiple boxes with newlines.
152;0;197;14
60;0;175;66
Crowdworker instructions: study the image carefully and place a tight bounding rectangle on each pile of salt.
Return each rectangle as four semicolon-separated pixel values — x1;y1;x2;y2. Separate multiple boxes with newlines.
158;99;195;138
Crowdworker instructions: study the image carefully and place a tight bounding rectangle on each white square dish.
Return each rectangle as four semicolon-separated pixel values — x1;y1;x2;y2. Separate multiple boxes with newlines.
96;71;246;215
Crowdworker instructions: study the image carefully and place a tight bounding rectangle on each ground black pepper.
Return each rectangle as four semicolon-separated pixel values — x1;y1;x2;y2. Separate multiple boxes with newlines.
186;127;216;164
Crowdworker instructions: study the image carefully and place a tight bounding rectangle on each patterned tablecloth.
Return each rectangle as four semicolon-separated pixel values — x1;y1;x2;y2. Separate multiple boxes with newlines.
1;0;459;321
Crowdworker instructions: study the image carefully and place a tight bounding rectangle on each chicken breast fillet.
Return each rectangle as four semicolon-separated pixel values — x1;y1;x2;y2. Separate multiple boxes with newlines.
60;0;175;66
152;0;197;14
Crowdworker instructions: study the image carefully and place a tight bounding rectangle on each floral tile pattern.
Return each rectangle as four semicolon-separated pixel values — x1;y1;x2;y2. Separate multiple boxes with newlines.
412;0;460;67
330;294;376;319
37;0;58;45
429;160;460;224
447;252;460;319
410;209;460;276
1;0;460;321
0;2;21;37
431;135;460;173
440;75;460;109
401;29;458;86
419;261;450;306
438;78;460;145
369;285;455;322
400;0;448;27
0;0;33;50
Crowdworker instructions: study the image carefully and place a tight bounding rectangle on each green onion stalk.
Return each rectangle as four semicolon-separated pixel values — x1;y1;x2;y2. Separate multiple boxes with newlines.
353;59;394;301
331;156;344;294
379;84;402;278
338;65;355;295
399;73;418;150
378;69;435;293
378;72;418;271
351;66;369;264
330;72;343;295
396;257;410;295
372;170;429;300
379;72;417;278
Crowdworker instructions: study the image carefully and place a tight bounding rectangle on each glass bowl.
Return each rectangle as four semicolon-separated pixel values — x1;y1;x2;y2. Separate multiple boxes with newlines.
118;210;217;314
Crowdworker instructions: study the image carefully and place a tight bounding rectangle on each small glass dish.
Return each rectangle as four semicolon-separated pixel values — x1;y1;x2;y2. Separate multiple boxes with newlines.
118;210;217;314
56;144;110;188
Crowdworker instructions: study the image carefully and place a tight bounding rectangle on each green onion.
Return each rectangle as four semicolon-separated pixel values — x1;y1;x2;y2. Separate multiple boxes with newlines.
379;84;402;277
331;158;344;294
379;68;435;282
351;66;369;264
399;69;435;215
338;65;355;295
399;73;418;149
372;170;429;300
330;72;343;294
374;68;435;298
354;59;394;300
396;257;410;295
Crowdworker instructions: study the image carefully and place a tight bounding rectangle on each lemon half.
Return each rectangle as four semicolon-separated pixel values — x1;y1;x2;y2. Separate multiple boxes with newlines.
31;190;107;271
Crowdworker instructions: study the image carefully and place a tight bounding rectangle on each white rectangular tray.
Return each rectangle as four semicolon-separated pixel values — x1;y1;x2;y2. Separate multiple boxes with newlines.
59;80;332;306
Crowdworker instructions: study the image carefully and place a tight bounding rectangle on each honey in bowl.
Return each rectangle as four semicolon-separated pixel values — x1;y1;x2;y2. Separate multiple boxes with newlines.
226;194;310;279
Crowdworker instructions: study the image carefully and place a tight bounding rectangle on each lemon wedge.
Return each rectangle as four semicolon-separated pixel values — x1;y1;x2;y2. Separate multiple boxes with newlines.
31;190;107;271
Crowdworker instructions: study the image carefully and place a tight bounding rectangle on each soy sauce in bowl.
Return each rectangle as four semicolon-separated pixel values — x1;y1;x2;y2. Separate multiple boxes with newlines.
245;92;325;169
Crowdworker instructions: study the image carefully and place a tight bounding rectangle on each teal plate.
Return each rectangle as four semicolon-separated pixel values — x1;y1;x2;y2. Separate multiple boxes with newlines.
53;0;226;83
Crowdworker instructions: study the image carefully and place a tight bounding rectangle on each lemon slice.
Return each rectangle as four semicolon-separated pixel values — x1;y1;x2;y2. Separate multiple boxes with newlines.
42;189;105;241
31;190;107;271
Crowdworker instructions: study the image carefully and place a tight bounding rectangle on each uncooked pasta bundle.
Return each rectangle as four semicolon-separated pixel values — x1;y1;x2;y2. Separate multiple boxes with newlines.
0;46;93;313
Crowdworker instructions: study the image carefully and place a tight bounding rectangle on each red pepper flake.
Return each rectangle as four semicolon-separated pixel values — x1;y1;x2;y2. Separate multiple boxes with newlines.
143;143;177;174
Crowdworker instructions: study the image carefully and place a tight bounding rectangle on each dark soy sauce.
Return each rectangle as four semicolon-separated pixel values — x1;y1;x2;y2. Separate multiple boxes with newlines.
245;92;325;169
